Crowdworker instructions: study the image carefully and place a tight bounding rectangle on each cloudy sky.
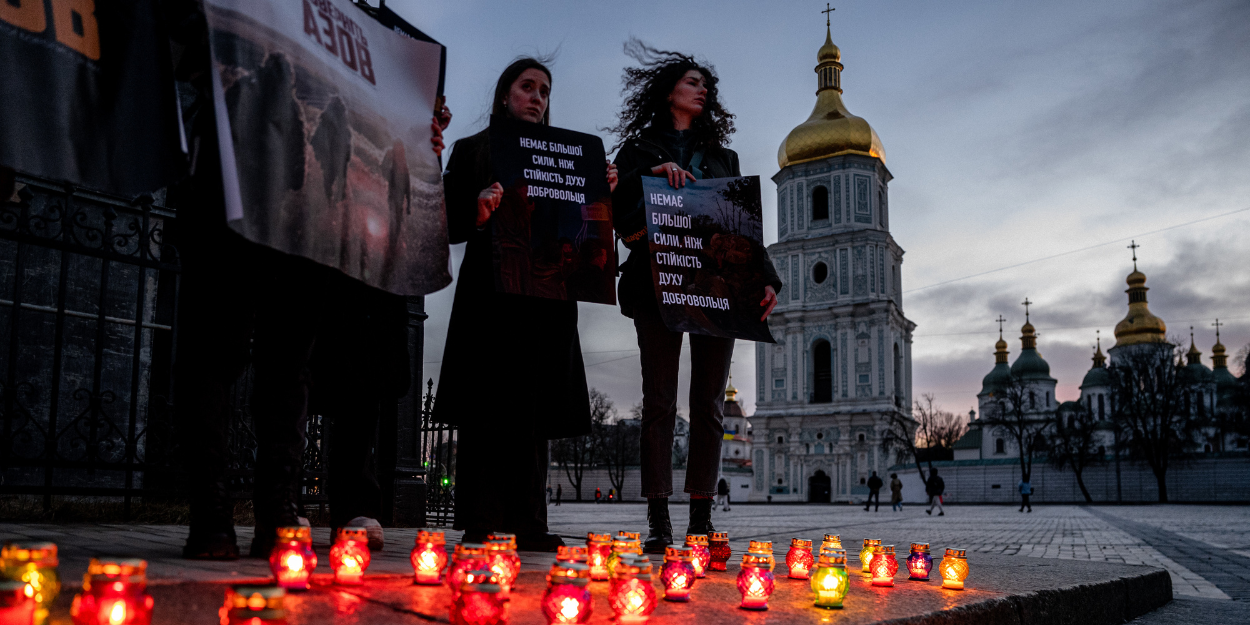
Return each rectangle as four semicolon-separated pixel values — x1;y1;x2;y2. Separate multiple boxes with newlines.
389;0;1250;419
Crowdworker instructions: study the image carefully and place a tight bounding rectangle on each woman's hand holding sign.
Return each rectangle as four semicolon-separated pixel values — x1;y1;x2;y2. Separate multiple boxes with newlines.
652;162;695;188
760;285;778;321
430;103;452;157
476;182;504;227
607;162;619;192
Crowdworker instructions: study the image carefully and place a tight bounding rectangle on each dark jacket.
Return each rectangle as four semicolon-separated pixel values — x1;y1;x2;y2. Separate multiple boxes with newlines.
925;474;945;497
717;478;730;495
611;128;782;319
432;129;591;439
867;474;883;491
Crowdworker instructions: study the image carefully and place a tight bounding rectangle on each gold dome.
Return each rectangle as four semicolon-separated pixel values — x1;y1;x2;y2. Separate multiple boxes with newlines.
1113;269;1166;347
725;375;738;403
778;25;885;169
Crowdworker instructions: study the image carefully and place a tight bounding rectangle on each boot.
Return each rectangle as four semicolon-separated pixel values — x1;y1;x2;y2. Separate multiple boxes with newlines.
686;497;715;536
643;498;673;554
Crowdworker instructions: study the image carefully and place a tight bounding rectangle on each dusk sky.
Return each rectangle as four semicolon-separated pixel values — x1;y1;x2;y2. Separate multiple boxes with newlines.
390;0;1250;420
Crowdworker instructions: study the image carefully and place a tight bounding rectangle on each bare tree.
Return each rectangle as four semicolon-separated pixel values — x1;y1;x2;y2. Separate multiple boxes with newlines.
980;374;1051;487
597;401;639;500
1048;402;1102;502
551;388;612;500
880;394;964;488
1107;342;1201;502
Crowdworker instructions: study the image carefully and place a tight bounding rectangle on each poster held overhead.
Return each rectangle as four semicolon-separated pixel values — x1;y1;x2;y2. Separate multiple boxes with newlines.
488;115;616;305
643;175;776;343
0;0;185;196
204;0;451;296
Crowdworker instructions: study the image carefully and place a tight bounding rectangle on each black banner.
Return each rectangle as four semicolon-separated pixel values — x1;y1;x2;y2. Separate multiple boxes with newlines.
643;175;776;343
0;0;185;196
489;115;615;305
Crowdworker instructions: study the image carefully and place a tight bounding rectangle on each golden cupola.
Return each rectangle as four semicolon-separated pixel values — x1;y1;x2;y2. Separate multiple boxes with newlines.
777;23;885;169
1112;266;1167;348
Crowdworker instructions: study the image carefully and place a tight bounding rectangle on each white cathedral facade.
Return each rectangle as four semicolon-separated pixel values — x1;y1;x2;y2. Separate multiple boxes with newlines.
746;24;915;502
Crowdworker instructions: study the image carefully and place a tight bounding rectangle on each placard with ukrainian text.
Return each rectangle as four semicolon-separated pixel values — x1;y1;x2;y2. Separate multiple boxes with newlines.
204;0;450;296
488;115;615;305
642;175;775;343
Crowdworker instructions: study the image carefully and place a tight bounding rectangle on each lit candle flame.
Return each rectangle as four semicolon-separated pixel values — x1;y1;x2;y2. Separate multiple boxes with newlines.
559;597;581;620
107;600;127;625
748;578;764;595
418;551;438;569
626;590;644;610
284;553;304;572
821;575;838;590
672;574;687;587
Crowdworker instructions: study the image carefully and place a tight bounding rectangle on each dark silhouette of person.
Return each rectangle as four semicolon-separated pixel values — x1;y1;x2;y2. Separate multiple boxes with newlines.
379;139;411;286
310;96;352;269
865;471;883;511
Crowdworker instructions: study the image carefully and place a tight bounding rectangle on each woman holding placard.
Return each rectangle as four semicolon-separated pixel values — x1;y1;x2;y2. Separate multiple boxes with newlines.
435;58;617;552
609;41;781;554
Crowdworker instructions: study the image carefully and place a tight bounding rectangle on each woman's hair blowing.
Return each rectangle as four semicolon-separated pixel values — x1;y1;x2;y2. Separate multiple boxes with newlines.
607;38;734;151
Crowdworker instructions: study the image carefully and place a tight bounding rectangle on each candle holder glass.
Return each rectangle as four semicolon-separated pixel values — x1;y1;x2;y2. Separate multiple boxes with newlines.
683;535;710;578
859;539;880;576
70;559;153;625
907;543;933;581
608;558;656;624
268;527;316;591
659;547;696;602
735;553;774;611
411;530;449;585
809;550;848;609
220;584;285;625
586;533;612;581
330;528;371;585
0;580;35;625
451;573;507;625
708;532;731;572
542;562;591;624
1;542;60;624
870;545;898;587
940;549;969;590
785;538;814;580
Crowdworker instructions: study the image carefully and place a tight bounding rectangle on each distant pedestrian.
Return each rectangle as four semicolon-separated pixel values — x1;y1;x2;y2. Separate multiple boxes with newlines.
546;486;553;505
1018;479;1033;512
864;471;882;512
595;488;602;504
889;473;903;512
717;478;731;511
555;484;562;506
925;468;945;516
608;488;615;503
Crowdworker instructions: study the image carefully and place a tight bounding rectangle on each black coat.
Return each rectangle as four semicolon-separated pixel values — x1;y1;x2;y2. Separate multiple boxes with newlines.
867;475;883;491
611;128;782;320
433;129;591;439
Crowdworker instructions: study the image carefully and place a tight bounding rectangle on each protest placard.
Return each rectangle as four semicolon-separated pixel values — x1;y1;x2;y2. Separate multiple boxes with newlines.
489;115;615;305
643;175;776;343
205;0;450;296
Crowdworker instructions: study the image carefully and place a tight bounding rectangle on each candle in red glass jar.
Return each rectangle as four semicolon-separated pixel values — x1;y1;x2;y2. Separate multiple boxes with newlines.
683;535;710;578
585;533;612;581
330;528;371;585
447;545;491;598
785;538;815;579
541;562;591;624
219;584;285;625
870;545;898;587
608;557;656;624
2;541;60;625
451;571;507;625
736;553;774;611
70;559;153;625
659;546;696;602
745;541;776;571
268;527;316;591
0;581;35;625
411;530;449;585
555;545;587;565
708;532;731;572
485;535;521;596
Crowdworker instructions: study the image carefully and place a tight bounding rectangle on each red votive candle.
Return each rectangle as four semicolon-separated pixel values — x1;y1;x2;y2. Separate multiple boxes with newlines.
708;532;731;571
542;562;591;624
736;553;774;610
70;559;153;625
485;534;521;596
451;571;507;625
871;545;898;587
585;533;612;581
268;527;316;591
659;546;696;601
0;581;35;625
411;530;449;585
219;584;285;624
684;535;710;578
609;556;656;624
786;538;815;579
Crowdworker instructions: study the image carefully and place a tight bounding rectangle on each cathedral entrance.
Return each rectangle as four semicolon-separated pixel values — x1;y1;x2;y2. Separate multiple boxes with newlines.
808;470;832;503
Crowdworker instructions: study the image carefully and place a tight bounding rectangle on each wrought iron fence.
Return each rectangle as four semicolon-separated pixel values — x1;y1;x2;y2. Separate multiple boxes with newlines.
417;380;456;526
0;176;180;516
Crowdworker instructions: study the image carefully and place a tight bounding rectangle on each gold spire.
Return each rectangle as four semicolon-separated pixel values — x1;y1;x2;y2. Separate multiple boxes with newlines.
1020;298;1037;350
1092;332;1106;368
1112;244;1166;347
994;315;1009;364
725;374;738;403
1212;319;1228;369
1186;327;1202;365
777;16;885;168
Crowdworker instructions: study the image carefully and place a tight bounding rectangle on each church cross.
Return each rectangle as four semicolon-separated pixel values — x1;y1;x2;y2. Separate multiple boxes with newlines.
1212;318;1223;341
1021;298;1032;322
1190;326;1195;344
1128;240;1140;271
995;315;1007;338
823;3;835;27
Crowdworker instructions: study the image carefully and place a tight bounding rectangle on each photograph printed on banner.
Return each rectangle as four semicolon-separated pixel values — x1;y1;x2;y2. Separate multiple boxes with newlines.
205;0;450;296
644;175;776;343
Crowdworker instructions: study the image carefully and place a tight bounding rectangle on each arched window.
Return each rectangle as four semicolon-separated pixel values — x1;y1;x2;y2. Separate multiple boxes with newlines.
1046;391;1050;406
1029;391;1036;409
893;343;902;405
812;186;829;221
858;433;866;442
813;340;832;403
995;438;1005;454
1098;394;1105;419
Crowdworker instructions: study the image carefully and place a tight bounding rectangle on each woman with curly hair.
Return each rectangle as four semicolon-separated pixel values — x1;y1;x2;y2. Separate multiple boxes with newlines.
609;41;781;553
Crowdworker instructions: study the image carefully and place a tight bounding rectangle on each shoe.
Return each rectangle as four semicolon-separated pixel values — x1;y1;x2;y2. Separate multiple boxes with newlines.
182;531;239;560
345;516;385;551
516;533;565;552
926;510;932;515
938;512;944;516
686;498;715;536
644;498;673;554
863;507;869;511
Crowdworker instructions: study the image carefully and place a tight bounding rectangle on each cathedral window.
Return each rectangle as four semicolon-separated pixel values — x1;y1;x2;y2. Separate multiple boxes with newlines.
1029;391;1036;409
811;186;829;221
812;262;828;284
995;438;1005;454
777;436;784;444
857;433;865;442
816;432;823;440
1098;394;1105;419
1045;391;1050;406
813;340;832;403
